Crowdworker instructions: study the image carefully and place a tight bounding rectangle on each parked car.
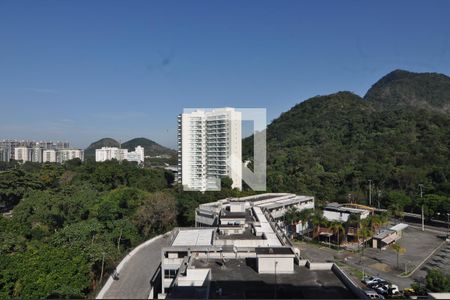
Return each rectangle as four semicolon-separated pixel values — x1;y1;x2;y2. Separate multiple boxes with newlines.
362;276;376;284
376;284;399;296
368;280;389;289
402;288;415;296
363;276;386;286
364;289;385;299
375;284;390;295
389;284;400;295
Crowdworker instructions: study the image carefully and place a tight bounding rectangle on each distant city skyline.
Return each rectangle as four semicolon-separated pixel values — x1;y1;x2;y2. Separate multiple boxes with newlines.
1;1;450;149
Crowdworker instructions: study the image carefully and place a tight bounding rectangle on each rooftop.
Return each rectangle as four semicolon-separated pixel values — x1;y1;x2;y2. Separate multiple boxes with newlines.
325;202;369;214
390;223;408;232
172;229;214;246
169;258;355;299
217;227;263;240
373;229;395;240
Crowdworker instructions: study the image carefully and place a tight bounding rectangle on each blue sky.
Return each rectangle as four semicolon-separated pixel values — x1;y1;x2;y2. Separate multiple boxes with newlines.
1;1;449;149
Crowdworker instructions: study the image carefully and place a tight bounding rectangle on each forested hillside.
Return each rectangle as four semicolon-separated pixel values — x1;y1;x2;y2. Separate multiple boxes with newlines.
244;70;450;216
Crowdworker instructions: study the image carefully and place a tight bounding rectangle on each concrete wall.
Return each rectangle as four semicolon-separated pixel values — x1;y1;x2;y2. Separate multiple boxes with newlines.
306;261;334;270
229;203;245;212
176;269;210;287
298;259;308;266
331;264;369;299
257;257;294;274
214;239;270;248
220;218;245;225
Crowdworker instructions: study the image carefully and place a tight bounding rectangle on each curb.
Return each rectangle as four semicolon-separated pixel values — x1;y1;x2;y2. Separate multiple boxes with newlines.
96;234;164;299
399;240;446;278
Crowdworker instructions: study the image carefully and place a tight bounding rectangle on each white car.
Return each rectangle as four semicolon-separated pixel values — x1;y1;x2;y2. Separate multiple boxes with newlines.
376;284;399;296
389;284;400;295
362;276;386;286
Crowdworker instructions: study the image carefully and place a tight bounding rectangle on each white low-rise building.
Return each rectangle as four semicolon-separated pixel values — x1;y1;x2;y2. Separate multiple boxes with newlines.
323;202;371;223
95;147;128;162
156;193;356;299
95;146;145;164
126;146;145;164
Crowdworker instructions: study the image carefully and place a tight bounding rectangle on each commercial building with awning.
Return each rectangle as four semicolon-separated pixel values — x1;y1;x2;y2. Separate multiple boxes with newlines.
372;227;402;250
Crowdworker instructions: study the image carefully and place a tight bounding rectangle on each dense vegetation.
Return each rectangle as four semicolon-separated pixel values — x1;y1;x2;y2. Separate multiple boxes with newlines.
244;70;450;221
365;69;450;113
0;160;246;299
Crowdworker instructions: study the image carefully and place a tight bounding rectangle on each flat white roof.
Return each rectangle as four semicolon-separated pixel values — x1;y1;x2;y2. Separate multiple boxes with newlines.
172;229;214;246
252;207;282;246
390;223;408;232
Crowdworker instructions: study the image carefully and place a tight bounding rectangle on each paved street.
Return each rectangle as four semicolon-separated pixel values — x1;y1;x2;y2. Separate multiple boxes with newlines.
101;235;171;299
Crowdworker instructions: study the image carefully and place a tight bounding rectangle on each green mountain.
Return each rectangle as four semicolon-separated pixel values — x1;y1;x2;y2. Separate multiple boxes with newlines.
84;137;176;160
84;138;120;159
365;69;450;113
121;137;176;157
244;70;450;202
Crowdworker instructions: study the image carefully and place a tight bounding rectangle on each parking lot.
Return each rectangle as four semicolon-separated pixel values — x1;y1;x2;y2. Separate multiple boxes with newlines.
413;241;450;281
359;226;443;279
295;226;447;290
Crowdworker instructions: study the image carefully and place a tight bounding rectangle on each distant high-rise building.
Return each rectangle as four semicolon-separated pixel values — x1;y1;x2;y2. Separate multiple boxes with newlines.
0;146;10;161
31;147;43;163
178;108;242;191
57;149;84;163
14;146;31;162
43;149;57;163
0;139;71;162
95;147;128;162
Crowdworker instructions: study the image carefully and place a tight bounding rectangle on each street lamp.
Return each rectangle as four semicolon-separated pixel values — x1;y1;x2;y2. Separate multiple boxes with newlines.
274;261;278;299
437;213;450;237
445;213;450;236
419;184;424;231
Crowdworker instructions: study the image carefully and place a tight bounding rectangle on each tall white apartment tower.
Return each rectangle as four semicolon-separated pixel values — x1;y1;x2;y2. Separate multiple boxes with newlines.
178;108;242;191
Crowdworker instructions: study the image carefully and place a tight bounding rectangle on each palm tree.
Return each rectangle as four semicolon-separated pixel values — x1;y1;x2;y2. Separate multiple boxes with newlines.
346;214;360;243
391;243;406;269
358;218;373;260
328;221;345;249
284;207;298;234
298;209;313;237
379;212;390;228
370;215;382;234
311;210;325;240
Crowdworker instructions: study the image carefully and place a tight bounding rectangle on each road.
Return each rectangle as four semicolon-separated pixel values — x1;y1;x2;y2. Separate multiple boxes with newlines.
375;208;450;232
100;235;171;299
